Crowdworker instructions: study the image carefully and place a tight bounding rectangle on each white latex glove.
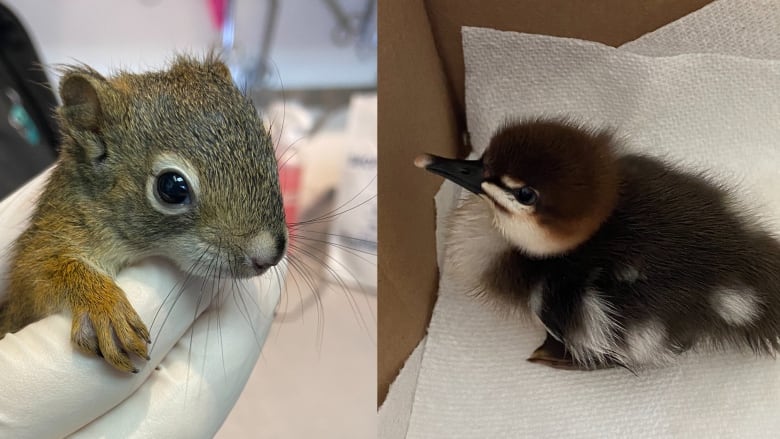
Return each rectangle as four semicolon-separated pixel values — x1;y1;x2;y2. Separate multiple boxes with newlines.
0;170;283;439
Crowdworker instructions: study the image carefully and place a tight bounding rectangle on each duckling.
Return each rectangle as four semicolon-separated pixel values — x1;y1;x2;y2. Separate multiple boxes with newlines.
414;118;780;371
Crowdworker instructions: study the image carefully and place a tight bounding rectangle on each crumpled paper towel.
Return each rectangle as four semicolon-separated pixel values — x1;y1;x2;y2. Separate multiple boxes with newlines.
382;1;780;438
621;0;780;60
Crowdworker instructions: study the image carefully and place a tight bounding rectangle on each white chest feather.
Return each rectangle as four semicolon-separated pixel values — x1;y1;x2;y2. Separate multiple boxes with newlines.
444;195;511;294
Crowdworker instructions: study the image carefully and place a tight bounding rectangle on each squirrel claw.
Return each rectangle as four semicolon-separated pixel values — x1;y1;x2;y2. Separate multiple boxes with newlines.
71;302;150;374
133;324;151;346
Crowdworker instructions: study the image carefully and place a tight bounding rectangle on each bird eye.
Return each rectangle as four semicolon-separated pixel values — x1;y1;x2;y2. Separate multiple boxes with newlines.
513;186;538;206
156;171;190;205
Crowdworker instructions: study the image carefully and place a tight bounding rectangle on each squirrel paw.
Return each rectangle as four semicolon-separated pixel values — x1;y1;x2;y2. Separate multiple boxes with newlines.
70;300;151;373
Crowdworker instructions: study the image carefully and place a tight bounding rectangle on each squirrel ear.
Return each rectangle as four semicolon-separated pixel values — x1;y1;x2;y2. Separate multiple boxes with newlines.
59;72;106;133
59;70;122;162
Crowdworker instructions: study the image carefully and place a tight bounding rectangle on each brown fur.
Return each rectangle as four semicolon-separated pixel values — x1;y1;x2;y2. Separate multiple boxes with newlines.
483;118;620;253
0;54;285;373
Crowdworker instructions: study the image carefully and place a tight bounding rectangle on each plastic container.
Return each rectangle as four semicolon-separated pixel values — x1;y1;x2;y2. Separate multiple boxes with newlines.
328;93;377;292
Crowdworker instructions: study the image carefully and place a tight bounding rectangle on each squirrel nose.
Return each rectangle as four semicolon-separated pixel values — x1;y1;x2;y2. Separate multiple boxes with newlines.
251;249;284;274
248;232;287;275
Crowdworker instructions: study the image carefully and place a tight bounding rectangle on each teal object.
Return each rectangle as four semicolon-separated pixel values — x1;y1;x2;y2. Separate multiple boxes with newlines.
8;102;39;146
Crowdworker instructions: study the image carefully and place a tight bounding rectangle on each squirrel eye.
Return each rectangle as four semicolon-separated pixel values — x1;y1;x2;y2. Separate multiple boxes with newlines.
156;172;190;205
513;186;538;206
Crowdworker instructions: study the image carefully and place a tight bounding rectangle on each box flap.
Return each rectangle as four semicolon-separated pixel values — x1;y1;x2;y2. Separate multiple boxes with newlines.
378;0;461;405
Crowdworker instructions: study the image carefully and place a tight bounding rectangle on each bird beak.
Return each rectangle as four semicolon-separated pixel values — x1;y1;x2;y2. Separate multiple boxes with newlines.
413;153;484;195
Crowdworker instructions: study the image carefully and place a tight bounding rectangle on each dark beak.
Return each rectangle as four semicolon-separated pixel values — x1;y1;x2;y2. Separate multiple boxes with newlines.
414;153;484;195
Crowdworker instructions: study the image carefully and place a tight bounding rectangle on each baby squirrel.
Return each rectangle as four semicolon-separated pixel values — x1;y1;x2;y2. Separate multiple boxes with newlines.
0;55;287;373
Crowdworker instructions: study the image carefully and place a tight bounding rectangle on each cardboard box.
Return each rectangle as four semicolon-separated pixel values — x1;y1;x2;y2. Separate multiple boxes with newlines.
377;0;714;405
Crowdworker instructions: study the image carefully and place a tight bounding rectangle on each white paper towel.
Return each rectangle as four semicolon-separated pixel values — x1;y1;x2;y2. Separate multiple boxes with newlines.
379;338;427;439
388;1;780;437
622;0;780;59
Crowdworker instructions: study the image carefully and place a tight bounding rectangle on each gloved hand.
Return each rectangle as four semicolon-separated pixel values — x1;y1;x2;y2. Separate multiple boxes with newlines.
0;170;282;439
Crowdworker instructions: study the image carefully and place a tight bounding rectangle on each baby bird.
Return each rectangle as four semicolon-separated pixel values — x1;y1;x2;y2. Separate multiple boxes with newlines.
415;118;780;371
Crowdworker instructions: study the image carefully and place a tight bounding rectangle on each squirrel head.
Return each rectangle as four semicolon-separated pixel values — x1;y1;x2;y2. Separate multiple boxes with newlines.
56;54;286;279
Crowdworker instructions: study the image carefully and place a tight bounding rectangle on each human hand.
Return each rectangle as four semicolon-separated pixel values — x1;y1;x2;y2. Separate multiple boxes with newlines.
0;170;282;439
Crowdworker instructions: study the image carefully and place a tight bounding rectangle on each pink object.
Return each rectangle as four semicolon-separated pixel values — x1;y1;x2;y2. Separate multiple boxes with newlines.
206;0;226;30
278;158;302;246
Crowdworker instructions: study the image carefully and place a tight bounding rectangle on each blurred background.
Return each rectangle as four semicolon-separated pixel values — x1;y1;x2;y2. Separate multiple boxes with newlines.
0;0;376;437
